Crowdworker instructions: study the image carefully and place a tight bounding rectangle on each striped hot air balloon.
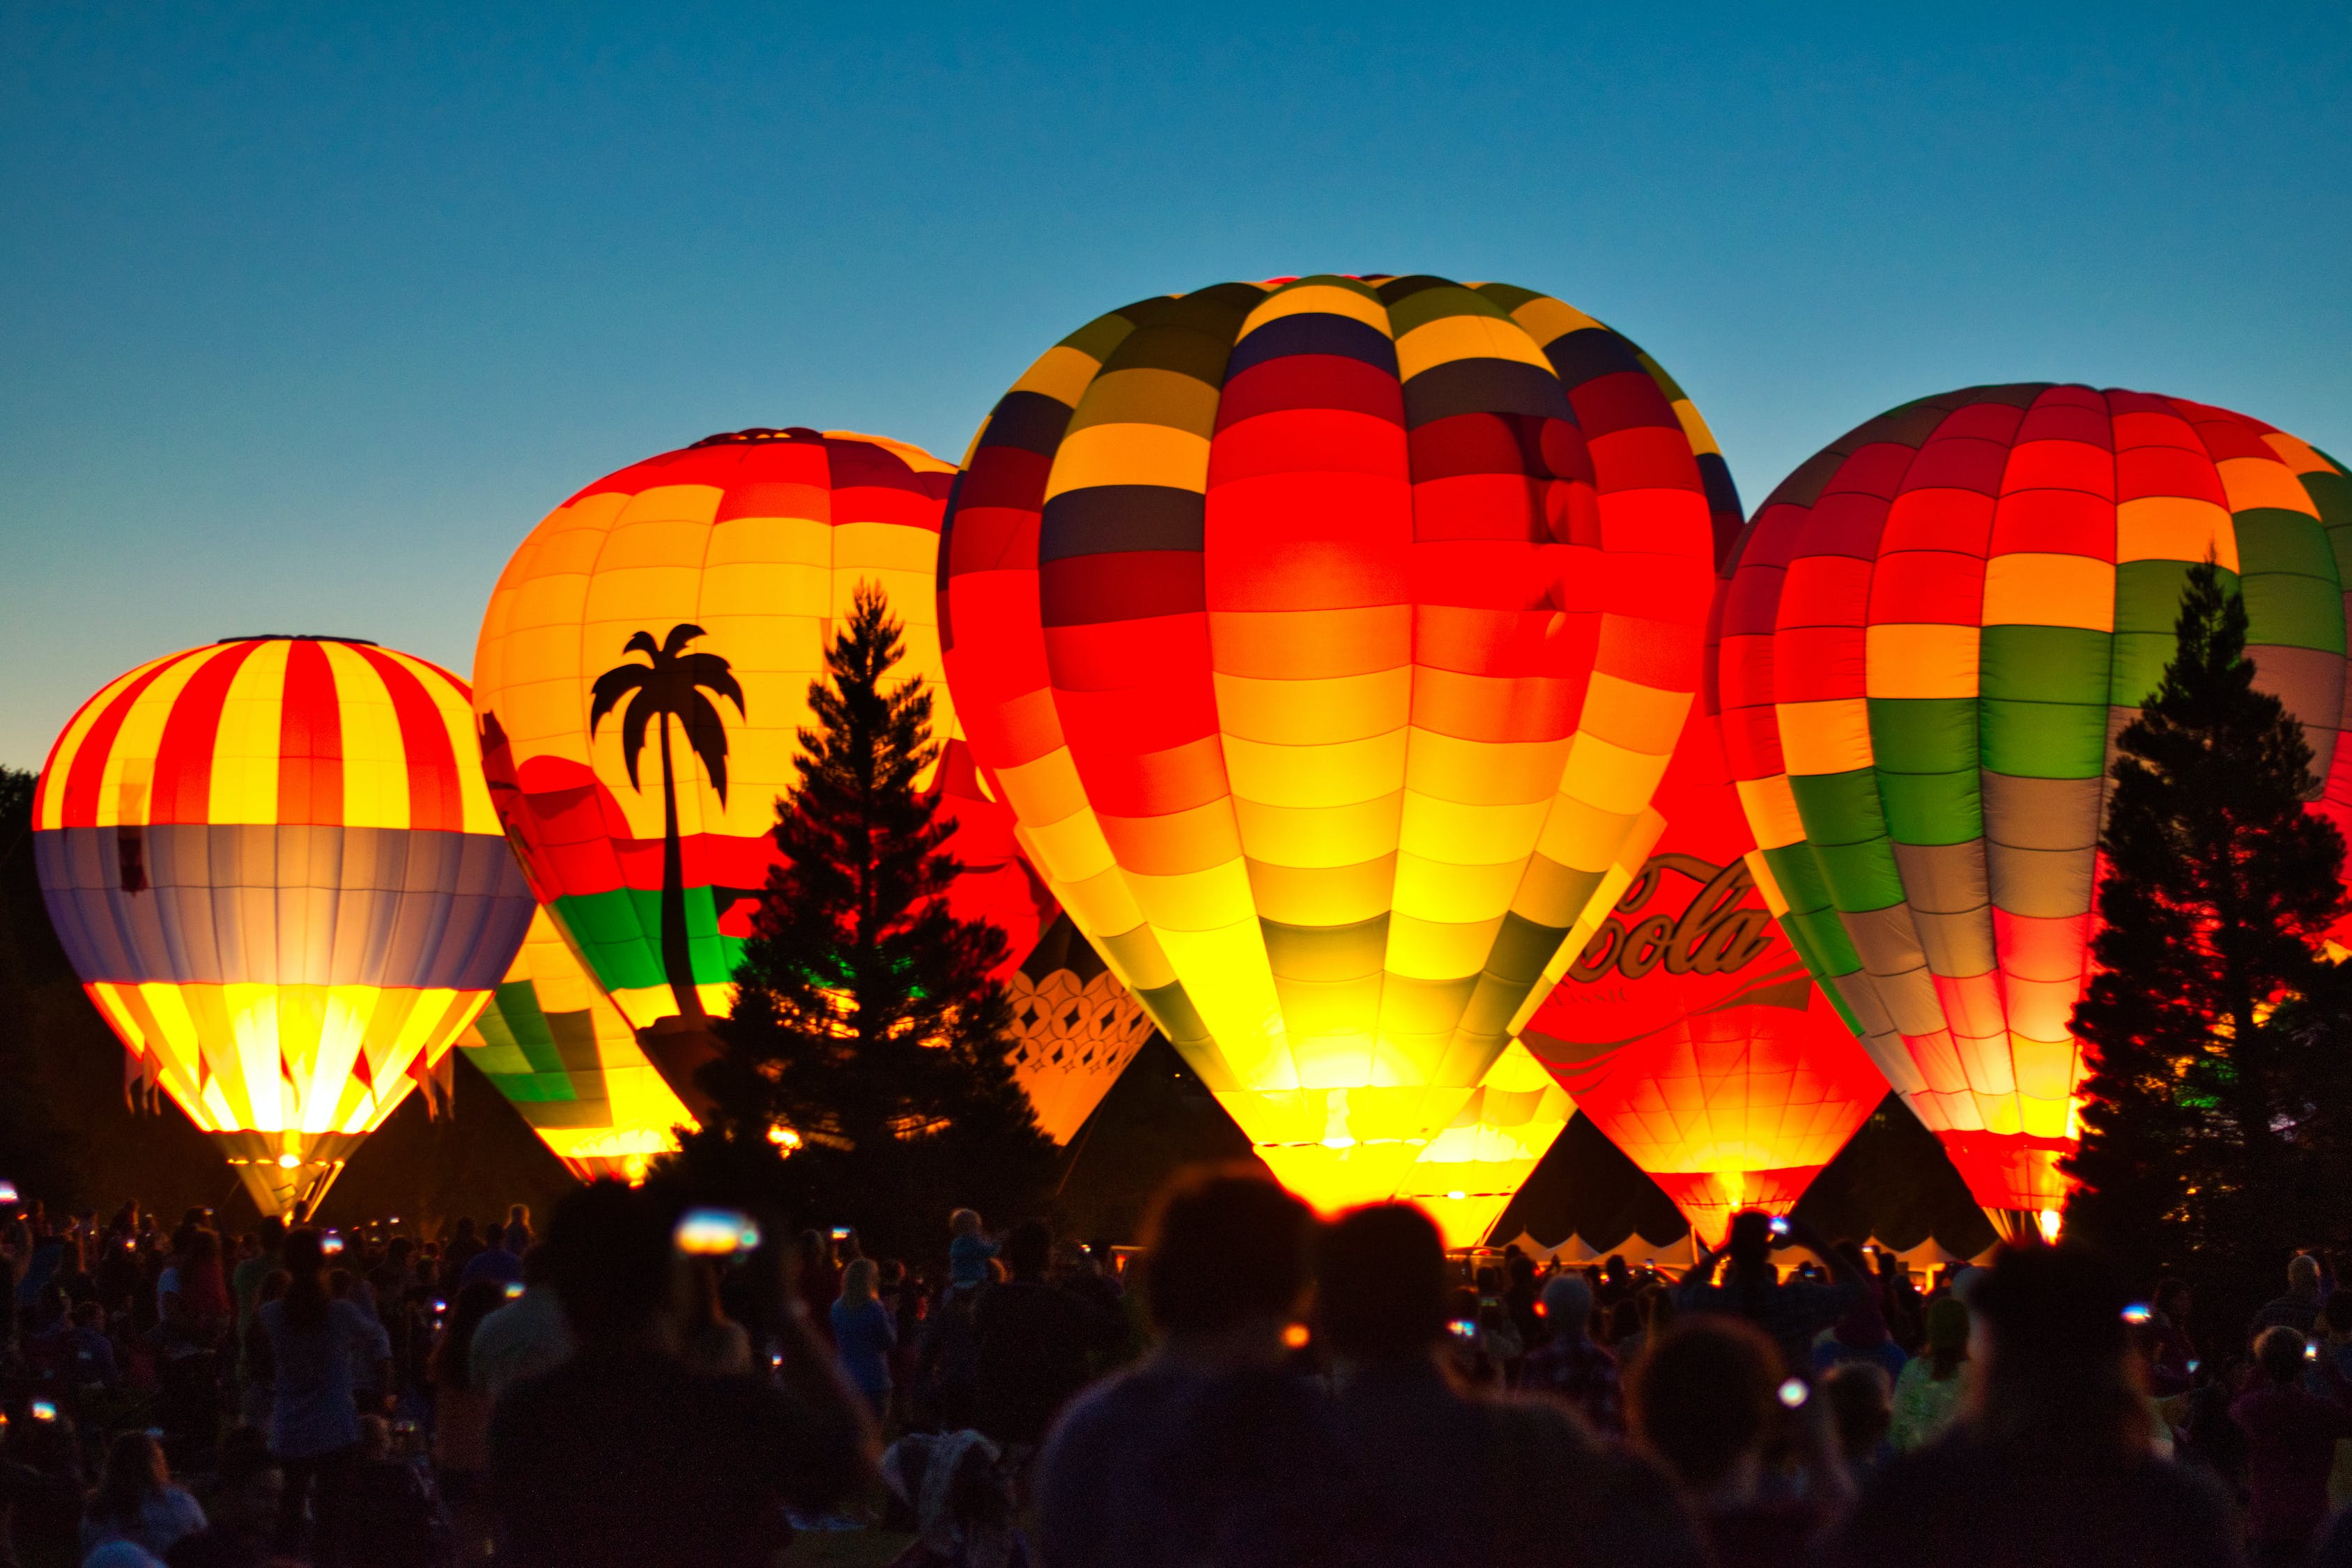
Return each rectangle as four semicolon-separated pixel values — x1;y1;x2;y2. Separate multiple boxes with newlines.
1718;385;2352;1238
472;427;1050;1102
456;908;694;1183
939;274;1724;1213
34;636;535;1217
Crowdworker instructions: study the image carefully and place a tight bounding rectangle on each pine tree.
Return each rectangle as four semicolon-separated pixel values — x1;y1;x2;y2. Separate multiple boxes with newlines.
2067;558;2350;1305
675;585;1054;1254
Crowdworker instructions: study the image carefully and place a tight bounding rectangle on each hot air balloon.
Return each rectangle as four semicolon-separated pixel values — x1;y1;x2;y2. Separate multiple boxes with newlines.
1004;914;1155;1143
938;275;1722;1212
472;427;1051;1102
1394;1039;1576;1248
1718;385;2352;1238
34;636;535;1216
456;908;694;1183
1522;699;1886;1247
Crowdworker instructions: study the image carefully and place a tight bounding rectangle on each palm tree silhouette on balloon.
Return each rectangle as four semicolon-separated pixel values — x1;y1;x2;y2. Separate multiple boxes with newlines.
590;624;744;1022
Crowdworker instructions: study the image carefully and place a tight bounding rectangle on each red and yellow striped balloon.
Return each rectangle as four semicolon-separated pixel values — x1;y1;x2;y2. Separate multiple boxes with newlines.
34;636;535;1216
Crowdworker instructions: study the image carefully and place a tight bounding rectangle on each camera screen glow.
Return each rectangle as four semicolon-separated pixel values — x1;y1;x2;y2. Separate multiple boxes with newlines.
676;1209;761;1256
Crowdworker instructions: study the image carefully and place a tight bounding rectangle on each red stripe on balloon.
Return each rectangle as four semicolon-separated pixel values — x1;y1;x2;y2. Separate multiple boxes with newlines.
150;641;264;824
49;647;209;829
275;639;344;827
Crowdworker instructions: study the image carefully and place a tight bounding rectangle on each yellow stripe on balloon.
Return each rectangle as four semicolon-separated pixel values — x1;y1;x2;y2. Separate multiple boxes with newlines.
207;638;291;826
2116;495;2240;569
1867;624;1980;699
1982;554;2116;630
318;639;408;830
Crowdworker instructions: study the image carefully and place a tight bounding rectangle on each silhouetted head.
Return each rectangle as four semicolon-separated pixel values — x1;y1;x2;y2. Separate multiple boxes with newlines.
1542;1273;1594;1338
1004;1220;1052;1282
91;1431;169;1528
1139;1164;1316;1342
1820;1362;1893;1460
2255;1325;2309;1385
1725;1210;1774;1274
2289;1254;2322;1299
1966;1242;2151;1450
1316;1204;1447;1363
546;1181;675;1345
1629;1317;1783;1493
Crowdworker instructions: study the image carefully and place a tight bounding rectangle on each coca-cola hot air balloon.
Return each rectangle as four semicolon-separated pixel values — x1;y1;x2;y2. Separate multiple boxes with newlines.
456;908;693;1183
939;275;1721;1213
472;429;1054;1102
1522;705;1885;1244
34;636;535;1216
1719;385;2352;1238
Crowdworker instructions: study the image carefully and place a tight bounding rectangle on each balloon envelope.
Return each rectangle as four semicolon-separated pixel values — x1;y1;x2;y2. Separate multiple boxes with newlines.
1523;706;1884;1245
1717;385;2352;1233
473;428;1050;1102
939;275;1725;1212
456;907;694;1183
34;636;534;1215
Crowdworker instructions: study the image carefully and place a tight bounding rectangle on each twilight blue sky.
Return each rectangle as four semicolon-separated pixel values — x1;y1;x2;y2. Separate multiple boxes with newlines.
3;1;2346;767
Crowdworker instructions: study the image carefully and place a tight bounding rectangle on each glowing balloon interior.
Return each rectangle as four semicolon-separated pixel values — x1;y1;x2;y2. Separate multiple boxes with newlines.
939;274;1727;1212
1523;706;1884;1247
34;636;535;1216
1392;1038;1575;1248
456;907;694;1183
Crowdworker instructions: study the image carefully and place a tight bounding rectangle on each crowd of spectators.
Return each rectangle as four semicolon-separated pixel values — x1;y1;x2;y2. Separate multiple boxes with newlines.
8;1179;2352;1566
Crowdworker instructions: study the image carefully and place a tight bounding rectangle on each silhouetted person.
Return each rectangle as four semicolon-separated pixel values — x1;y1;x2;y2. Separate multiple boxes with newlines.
259;1229;387;1566
1320;1204;1706;1568
487;1182;871;1568
1675;1210;1868;1372
1629;1315;1852;1567
974;1220;1120;1452
1820;1243;2245;1568
81;1431;204;1560
2231;1325;2352;1563
1034;1165;1346;1568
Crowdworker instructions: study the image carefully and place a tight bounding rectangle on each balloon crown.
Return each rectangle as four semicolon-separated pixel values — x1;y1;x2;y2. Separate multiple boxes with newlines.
213;634;379;645
690;426;824;448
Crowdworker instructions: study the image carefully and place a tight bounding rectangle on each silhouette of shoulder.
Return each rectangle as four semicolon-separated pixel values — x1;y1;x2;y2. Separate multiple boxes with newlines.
1820;1435;2244;1568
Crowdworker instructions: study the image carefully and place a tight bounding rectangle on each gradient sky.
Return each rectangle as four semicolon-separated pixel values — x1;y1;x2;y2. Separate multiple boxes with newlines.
4;2;2346;768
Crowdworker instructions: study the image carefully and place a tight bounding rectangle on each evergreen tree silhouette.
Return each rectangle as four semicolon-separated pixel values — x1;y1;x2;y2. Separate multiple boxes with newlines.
2068;557;2351;1317
676;585;1052;1252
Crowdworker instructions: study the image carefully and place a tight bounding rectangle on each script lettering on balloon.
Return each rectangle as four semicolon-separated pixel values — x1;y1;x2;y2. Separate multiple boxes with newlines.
1567;852;1776;984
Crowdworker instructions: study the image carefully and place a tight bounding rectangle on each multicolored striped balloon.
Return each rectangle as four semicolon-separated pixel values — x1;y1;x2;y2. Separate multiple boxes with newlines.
1718;385;2352;1234
939;274;1724;1213
472;428;1051;1101
456;907;693;1183
1522;705;1885;1245
34;636;533;1216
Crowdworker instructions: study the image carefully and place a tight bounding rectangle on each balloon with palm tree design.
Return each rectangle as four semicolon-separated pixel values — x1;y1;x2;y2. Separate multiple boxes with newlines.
472;428;1056;1107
